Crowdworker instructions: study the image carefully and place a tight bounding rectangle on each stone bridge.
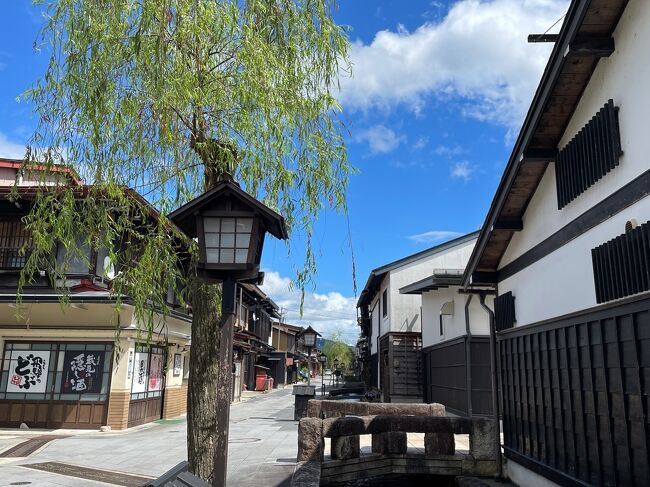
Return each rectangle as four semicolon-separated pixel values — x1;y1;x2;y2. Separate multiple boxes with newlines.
297;400;498;486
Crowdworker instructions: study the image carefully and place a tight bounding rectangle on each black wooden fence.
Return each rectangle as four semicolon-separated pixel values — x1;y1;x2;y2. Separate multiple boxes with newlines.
422;335;492;416
499;296;650;486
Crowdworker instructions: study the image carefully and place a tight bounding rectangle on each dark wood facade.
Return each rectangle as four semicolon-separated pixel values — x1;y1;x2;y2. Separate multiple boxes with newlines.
499;296;650;486
379;332;422;402
0;341;114;429
422;335;492;416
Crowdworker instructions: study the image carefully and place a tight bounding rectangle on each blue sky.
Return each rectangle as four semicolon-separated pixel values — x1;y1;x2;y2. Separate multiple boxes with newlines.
0;1;568;342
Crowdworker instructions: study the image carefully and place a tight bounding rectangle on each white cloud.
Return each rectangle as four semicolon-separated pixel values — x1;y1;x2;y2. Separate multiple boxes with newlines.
407;230;462;244
450;161;473;180
412;136;429;151
433;144;465;157
261;270;359;344
339;0;568;128
354;125;404;154
0;133;26;159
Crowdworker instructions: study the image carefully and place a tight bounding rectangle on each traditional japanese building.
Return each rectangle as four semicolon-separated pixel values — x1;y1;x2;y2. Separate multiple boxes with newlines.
463;0;650;484
0;158;191;429
232;282;280;399
269;321;303;387
357;231;478;402
399;235;493;416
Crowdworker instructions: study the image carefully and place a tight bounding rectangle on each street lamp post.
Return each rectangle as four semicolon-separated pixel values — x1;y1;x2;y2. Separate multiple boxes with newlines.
297;325;320;386
333;358;339;387
319;353;327;397
169;175;288;487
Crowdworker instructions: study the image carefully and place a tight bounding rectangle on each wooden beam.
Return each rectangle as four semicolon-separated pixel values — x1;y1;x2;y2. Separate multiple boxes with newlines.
527;34;559;43
519;148;558;164
566;37;615;58
471;271;498;285
492;219;524;232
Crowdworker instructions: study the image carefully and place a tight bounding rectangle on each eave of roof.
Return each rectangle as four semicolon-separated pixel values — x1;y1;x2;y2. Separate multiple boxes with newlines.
462;0;629;288
0;158;82;186
357;230;479;308
399;270;464;295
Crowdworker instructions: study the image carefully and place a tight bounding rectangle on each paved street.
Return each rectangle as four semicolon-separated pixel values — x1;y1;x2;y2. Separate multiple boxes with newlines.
0;382;311;487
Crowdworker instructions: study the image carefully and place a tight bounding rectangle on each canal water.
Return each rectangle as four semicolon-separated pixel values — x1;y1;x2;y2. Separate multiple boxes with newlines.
327;474;456;486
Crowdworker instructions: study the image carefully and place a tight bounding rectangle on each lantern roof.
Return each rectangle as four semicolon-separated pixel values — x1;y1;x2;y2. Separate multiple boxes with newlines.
297;325;321;339
168;178;288;241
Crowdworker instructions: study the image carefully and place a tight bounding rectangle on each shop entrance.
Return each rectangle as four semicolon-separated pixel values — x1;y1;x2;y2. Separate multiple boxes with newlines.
127;344;165;428
0;341;114;429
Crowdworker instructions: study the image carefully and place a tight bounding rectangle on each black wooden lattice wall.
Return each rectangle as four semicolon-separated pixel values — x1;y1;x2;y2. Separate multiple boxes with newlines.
495;291;516;332
555;99;622;209
592;221;650;304
499;298;650;486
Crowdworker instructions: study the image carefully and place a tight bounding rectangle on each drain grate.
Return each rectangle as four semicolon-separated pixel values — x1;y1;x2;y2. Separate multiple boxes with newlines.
0;436;69;458
21;462;154;487
229;437;261;444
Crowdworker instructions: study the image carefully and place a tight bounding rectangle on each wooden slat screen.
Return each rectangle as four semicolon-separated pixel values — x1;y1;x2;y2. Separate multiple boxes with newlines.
592;221;650;304
0;219;32;270
495;291;516;331
499;298;650;486
555;99;622;209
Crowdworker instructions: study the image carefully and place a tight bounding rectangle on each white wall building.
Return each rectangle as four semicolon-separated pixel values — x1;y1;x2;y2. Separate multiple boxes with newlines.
464;0;649;484
400;265;493;415
357;231;478;402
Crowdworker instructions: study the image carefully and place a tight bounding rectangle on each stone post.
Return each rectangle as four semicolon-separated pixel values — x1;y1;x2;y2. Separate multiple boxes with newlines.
424;432;455;456
298;417;324;462
371;432;407;454
470;418;497;460
331;435;361;460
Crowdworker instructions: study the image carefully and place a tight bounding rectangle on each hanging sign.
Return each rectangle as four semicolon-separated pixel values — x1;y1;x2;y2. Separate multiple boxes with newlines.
62;351;105;394
173;354;182;377
127;349;135;381
148;353;164;391
132;351;149;393
6;350;50;393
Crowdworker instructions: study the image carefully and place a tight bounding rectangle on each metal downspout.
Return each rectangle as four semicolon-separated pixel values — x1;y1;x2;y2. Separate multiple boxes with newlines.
479;293;503;479
464;294;473;416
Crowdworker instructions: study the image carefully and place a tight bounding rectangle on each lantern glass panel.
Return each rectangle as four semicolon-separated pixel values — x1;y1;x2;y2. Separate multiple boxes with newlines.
234;249;248;263
237;219;253;233
221;234;235;248
220;249;234;263
205;233;220;247
203;216;254;264
303;333;316;347
204;218;221;232
236;233;251;248
221;218;236;232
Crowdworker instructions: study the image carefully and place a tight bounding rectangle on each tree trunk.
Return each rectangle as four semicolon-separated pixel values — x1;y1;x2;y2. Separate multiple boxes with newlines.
186;140;236;480
187;276;222;480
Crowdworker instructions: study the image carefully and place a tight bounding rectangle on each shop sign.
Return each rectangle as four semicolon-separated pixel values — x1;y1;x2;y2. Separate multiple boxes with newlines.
62;351;105;393
127;349;134;381
149;353;164;391
132;352;149;393
173;353;182;377
6;350;50;393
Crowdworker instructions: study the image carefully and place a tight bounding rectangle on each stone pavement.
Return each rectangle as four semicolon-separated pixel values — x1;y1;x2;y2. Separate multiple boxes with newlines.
0;382;308;487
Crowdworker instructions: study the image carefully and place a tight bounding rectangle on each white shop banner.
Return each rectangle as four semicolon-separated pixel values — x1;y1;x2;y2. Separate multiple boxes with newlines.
6;350;50;393
132;352;149;393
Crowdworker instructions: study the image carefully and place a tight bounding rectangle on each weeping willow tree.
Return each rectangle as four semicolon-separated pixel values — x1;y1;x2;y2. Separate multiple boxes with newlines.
18;0;350;479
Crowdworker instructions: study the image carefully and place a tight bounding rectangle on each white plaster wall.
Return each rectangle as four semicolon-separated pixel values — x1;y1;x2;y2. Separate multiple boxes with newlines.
507;460;561;487
387;240;476;334
501;0;650;267
500;196;650;326
421;287;492;348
